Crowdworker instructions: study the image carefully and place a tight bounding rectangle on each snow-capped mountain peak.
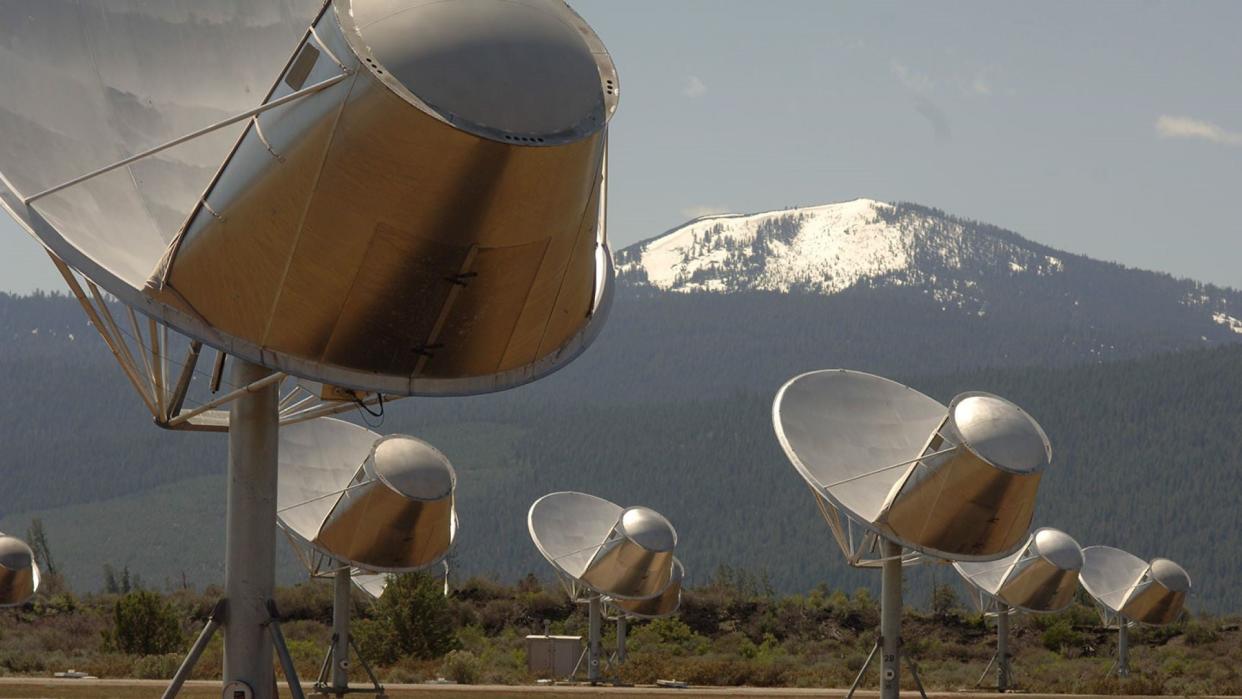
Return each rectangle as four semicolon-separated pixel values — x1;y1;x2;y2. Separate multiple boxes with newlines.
616;198;1063;299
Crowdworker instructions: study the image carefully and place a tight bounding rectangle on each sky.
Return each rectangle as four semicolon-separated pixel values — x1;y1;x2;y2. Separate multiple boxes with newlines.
2;1;1241;293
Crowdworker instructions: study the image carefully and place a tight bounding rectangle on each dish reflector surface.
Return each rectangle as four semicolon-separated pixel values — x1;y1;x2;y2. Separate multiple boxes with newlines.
955;527;1083;612
773;370;946;526
278;418;457;572
0;1;325;285
352;572;388;600
0;534;39;607
1079;546;1190;625
0;0;617;396
529;492;678;601
774;369;1050;560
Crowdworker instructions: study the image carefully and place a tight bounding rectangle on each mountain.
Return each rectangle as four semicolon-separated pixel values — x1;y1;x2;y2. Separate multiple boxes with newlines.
617;199;1240;325
1;199;1240;611
594;199;1242;401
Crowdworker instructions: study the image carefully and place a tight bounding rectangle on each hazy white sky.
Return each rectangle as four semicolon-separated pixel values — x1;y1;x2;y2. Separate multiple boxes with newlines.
2;1;1240;293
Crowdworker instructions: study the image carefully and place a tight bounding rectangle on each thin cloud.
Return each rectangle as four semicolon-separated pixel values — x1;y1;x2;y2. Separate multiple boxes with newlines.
682;75;708;99
681;204;729;220
1155;115;1242;147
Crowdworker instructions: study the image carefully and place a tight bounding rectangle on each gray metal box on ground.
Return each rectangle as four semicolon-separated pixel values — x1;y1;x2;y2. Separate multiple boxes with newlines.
525;635;582;678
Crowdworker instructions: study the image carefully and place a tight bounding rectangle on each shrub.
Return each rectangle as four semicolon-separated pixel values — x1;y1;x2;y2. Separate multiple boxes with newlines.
106;590;184;655
1041;619;1084;655
273;581;335;622
930;584;960;620
363;572;458;663
615;651;672;684
478;599;512;634
521;590;572;625
79;652;138;678
132;653;181;679
678;591;724;637
629;617;709;656
353;617;400;666
439;650;481;684
1184;618;1220;646
837;589;879;632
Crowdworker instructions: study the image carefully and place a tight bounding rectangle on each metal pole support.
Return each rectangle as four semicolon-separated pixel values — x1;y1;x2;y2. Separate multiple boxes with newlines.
1118;624;1130;678
880;539;902;699
996;605;1011;692
332;567;352;696
616;616;627;665
223;360;280;699
588;596;602;685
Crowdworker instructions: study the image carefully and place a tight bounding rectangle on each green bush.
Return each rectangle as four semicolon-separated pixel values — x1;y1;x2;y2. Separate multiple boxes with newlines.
930;584;960;619
105;590;184;655
358;572;457;665
132;653;181;679
1184;619;1220;646
439;650;481;684
1041;619;1084;655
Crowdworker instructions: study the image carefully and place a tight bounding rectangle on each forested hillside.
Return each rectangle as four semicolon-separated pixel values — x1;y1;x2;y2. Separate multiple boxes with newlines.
1;287;1238;611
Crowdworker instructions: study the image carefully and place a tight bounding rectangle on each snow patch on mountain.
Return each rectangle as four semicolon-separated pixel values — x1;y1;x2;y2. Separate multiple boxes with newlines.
617;198;1066;302
1213;312;1242;334
634;199;911;293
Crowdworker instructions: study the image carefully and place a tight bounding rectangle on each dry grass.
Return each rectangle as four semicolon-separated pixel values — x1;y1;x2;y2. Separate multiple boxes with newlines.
0;679;1185;699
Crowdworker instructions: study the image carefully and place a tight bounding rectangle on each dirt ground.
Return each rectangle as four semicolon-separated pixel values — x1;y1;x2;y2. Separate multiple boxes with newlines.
0;678;1194;699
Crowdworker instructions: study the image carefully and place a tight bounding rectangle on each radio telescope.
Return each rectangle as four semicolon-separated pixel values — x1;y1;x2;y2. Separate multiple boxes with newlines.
528;492;682;685
277;417;457;697
773;369;1052;699
1079;546;1190;677
954;527;1083;691
0;534;40;607
0;2;617;696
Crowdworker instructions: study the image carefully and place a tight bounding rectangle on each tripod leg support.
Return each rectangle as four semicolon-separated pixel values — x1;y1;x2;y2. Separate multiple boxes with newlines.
846;640;880;699
163;598;226;699
266;599;306;699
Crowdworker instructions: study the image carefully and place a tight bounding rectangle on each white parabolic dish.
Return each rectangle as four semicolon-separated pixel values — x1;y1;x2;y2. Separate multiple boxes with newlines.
954;527;1084;613
528;491;681;602
1079;546;1190;626
0;0;618;396
277;417;458;573
773;369;1051;561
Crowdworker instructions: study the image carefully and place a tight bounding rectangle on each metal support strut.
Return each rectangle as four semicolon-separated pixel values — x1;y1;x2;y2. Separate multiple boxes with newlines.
588;596;603;685
1117;623;1130;678
880;539;902;699
616;616;628;665
266;601;307;699
332;568;351;695
314;566;385;697
996;605;1012;691
978;605;1014;691
846;540;927;699
164;600;226;699
223;359;280;698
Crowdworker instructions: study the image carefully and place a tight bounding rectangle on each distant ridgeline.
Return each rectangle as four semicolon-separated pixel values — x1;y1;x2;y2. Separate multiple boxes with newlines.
1;200;1239;611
